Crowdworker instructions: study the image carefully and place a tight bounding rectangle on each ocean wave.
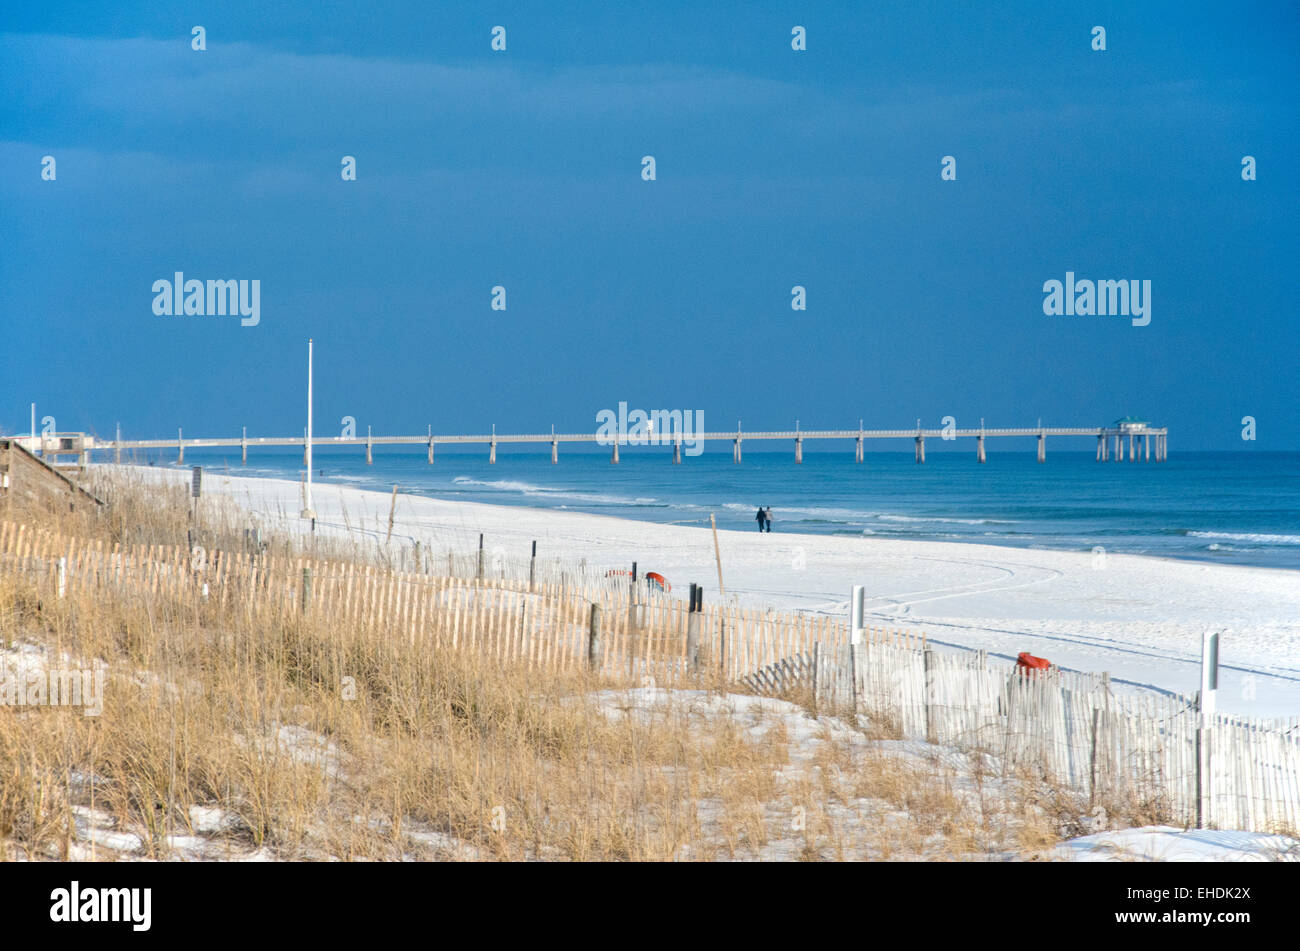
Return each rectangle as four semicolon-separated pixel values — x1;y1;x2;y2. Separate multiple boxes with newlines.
450;475;658;508
853;527;968;540
722;502;879;521
721;503;1020;527
877;514;1018;526
1187;530;1300;546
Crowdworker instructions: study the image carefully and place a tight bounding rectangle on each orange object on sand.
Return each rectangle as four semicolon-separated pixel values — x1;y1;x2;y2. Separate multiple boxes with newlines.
1016;652;1051;674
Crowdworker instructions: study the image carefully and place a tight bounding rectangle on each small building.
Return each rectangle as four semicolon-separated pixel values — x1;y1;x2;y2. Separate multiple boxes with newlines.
1114;416;1148;434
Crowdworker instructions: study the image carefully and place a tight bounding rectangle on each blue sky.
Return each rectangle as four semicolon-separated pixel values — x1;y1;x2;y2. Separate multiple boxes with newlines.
2;1;1297;450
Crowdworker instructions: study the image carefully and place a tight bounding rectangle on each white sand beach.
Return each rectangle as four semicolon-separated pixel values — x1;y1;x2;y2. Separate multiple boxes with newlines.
122;466;1300;719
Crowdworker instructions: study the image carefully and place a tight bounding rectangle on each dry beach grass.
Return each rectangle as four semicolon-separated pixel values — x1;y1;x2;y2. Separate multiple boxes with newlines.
0;471;1199;861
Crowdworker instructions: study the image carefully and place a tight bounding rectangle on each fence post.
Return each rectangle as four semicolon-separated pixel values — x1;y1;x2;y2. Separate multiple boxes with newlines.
686;584;701;675
57;556;67;599
850;585;865;645
1089;707;1102;807
811;642;821;711
923;648;936;743
718;602;727;683
301;565;312;613
628;561;638;638
849;642;859;718
385;484;397;543
1197;631;1219;829
1196;720;1207;829
529;540;536;592
477;534;484;581
588;603;602;670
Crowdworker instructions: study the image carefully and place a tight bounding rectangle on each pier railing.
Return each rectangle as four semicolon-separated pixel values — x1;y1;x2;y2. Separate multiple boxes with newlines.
19;419;1170;466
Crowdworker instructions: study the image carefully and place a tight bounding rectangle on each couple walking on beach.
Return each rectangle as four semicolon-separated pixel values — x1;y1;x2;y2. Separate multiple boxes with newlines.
755;506;774;532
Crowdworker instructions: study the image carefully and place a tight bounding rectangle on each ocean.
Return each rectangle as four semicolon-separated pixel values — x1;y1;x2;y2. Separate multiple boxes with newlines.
140;448;1300;571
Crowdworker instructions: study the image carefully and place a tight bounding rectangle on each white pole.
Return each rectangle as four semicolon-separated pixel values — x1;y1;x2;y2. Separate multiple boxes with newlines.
1201;629;1219;722
303;338;315;518
30;403;36;455
850;585;865;645
1197;628;1220;828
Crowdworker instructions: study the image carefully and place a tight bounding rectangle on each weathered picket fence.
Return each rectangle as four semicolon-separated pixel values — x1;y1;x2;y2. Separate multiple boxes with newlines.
0;520;924;684
3;518;1298;833
742;634;1300;834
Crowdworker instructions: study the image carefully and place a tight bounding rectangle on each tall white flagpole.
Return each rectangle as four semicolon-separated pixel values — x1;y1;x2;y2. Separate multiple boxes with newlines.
303;338;315;519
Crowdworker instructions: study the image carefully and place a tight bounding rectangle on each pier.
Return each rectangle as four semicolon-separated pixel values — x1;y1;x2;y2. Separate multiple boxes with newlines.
35;417;1168;465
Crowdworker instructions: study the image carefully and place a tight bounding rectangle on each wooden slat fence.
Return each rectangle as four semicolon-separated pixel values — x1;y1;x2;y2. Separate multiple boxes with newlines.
741;633;1300;833
2;519;1298;833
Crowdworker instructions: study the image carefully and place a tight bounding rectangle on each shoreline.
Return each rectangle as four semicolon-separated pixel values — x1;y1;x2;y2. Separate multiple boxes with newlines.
105;464;1300;718
117;449;1300;574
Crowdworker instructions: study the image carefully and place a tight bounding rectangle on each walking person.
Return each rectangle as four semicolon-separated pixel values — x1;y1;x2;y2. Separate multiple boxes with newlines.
755;506;766;532
764;507;774;532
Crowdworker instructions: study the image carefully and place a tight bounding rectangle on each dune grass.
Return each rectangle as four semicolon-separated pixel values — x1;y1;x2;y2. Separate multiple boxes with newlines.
0;469;1169;861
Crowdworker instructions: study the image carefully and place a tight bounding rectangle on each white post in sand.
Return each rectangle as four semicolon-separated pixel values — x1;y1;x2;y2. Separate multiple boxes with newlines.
1196;629;1219;829
302;338;316;521
850;585;865;645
